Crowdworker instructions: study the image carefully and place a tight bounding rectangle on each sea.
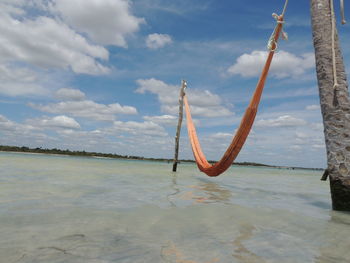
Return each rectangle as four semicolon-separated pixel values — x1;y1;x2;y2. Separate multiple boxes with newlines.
0;151;349;263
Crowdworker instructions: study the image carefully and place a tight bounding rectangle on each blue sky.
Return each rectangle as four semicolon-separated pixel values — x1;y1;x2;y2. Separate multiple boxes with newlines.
0;0;349;168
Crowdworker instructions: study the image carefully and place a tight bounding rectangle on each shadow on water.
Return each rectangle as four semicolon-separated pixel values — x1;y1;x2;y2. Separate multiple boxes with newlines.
309;200;332;210
315;211;350;263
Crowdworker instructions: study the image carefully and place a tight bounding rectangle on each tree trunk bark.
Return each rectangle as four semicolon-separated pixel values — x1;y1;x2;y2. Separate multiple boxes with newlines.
310;0;350;210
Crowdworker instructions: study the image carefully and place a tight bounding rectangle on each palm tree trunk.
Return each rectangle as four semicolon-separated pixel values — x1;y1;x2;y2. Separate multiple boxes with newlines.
310;0;350;210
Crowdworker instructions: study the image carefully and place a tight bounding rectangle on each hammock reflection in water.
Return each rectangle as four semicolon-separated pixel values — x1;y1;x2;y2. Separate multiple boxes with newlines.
180;180;232;204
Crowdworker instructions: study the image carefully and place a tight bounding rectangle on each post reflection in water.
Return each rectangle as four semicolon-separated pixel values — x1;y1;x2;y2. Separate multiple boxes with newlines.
167;173;180;207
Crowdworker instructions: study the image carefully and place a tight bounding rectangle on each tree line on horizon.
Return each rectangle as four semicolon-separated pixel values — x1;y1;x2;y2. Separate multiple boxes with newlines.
0;145;322;170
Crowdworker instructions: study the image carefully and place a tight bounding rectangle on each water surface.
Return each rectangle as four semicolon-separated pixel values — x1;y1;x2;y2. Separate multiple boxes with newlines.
1;152;349;263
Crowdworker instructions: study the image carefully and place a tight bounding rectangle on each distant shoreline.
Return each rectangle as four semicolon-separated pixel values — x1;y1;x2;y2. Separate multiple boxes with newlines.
0;145;323;171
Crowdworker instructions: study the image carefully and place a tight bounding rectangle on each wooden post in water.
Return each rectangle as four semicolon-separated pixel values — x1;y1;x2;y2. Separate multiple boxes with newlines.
172;80;187;172
310;0;350;210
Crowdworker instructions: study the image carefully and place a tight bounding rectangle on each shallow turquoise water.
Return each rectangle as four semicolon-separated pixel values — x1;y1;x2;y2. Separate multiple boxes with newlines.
0;152;349;263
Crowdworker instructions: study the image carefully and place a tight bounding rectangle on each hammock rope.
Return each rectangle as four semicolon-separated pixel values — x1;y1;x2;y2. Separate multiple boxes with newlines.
331;0;347;106
331;0;339;95
184;6;288;177
340;0;346;25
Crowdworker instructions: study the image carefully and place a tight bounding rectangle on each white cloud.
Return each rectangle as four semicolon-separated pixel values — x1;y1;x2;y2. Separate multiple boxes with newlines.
290;145;302;151
0;64;48;96
295;131;310;139
0;1;25;15
55;88;86;101
27;115;81;129
255;115;307;128
0;114;17;131
264;87;318;100
310;123;323;131
210;132;232;139
146;33;172;49
29;100;138;121
1;114;170;158
306;104;320;110
108;120;168;136
0;4;110;75
312;144;325;149
227;51;315;79
52;120;170;156
294;130;324;147
143;115;178;126
135;78;233;118
166;105;232;118
0;114;62;148
0;115;7;122
0;2;115;98
51;0;144;47
143;114;202;127
0;114;38;133
0;0;146;98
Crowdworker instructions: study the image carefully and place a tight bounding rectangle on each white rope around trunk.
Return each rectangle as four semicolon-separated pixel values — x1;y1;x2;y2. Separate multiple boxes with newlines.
330;0;339;91
340;0;346;24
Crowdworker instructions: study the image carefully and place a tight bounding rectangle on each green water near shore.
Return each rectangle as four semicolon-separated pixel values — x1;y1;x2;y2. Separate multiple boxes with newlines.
0;152;349;263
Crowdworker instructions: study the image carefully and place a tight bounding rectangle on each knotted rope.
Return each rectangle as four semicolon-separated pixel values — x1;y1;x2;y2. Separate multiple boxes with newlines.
267;0;289;51
330;0;347;105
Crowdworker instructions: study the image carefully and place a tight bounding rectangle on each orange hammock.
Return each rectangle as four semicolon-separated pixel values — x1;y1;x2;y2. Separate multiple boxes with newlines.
184;15;285;177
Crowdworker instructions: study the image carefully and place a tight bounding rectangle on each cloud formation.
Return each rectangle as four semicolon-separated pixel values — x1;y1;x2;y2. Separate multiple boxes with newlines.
0;64;48;97
55;88;86;101
29;100;138;122
0;114;17;131
26;115;81;129
0;115;35;134
109;120;168;136
136;78;233;118
143;115;178;126
0;10;109;75
306;104;320;110
146;33;173;49
255;115;307;128
227;51;315;79
0;0;147;97
51;0;144;47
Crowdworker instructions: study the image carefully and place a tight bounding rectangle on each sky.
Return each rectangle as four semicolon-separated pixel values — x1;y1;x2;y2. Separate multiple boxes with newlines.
0;0;349;168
